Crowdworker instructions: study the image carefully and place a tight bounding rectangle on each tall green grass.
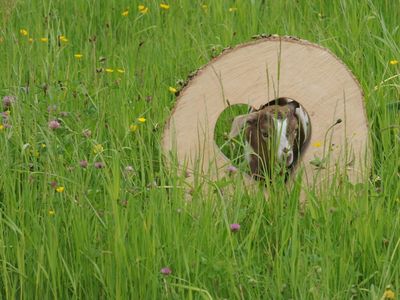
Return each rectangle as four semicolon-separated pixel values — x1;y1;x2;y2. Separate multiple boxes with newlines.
0;0;399;298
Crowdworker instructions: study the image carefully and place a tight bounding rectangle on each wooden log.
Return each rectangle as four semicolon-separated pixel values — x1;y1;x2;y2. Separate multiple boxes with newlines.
162;36;370;196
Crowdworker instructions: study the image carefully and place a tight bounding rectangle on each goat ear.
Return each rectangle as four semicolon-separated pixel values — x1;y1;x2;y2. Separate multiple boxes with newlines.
229;113;258;139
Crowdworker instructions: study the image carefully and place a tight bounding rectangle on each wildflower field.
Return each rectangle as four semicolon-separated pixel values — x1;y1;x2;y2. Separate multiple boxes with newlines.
1;1;399;299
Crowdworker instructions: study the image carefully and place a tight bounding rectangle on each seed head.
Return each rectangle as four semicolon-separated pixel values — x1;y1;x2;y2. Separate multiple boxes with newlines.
82;129;92;138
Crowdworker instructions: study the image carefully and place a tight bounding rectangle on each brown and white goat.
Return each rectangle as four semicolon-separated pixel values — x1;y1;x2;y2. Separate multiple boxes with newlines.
229;98;311;180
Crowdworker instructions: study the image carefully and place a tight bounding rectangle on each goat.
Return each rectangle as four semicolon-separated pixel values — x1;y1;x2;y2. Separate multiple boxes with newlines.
229;98;311;180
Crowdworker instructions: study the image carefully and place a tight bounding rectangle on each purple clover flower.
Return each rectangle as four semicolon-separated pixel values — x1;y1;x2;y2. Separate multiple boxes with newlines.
79;160;88;168
94;161;105;169
48;120;61;130
160;267;172;276
3;95;16;108
230;223;241;232
226;165;238;175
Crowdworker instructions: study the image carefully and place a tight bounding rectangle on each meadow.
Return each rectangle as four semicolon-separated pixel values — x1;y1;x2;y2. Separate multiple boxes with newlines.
0;0;399;299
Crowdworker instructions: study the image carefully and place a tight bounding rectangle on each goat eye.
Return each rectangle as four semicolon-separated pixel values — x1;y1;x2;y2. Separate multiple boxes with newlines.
262;131;269;139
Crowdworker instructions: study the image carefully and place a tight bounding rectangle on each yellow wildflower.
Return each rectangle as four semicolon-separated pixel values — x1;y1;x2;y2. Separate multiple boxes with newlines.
48;209;56;215
117;68;125;73
202;4;208;10
0;124;4;131
28;38;34;43
390;60;399;65
74;53;83;59
312;141;322;148
40;37;48;42
55;186;65;193
105;68;114;73
59;35;68;43
138;5;149;14
169;86;177;94
122;10;129;17
93;144;104;154
130;124;138;132
382;288;395;300
138;117;146;123
20;29;28;36
229;7;237;12
41;143;46;148
160;3;170;10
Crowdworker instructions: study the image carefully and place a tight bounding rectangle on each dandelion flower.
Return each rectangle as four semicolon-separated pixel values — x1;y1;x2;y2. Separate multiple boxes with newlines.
0;124;4;131
74;53;83;59
48;120;61;130
59;35;68;43
230;223;240;232
160;267;172;275
28;38;34;43
312;141;322;148
20;29;28;36
122;10;129;17
41;143;46;148
160;3;170;10
93;144;104;154
55;186;65;193
382;288;395;299
48;209;55;215
117;68;125;73
40;37;48;42
390;60;399;65
138;5;149;14
137;117;146;123
105;68;114;73
229;7;237;12
129;124;138;132
168;86;177;94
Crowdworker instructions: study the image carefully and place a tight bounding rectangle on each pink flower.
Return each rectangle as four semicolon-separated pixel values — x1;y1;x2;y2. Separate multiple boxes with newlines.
226;165;238;175
94;161;105;169
79;160;88;168
160;267;172;275
230;223;240;232
3;95;16;108
48;120;60;130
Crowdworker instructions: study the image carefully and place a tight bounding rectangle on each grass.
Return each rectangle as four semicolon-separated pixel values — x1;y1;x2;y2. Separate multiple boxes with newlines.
0;0;399;298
